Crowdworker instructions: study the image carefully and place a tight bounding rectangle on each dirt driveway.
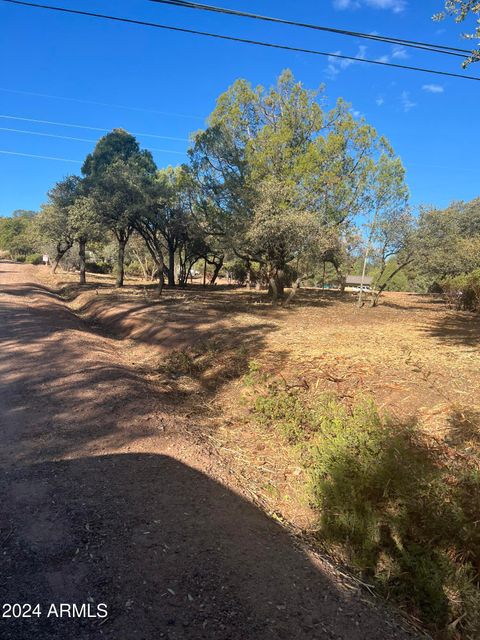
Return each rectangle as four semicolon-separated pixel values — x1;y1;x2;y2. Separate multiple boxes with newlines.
0;262;418;640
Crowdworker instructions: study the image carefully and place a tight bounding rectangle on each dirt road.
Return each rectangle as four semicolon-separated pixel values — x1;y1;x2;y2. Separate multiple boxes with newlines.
0;263;418;640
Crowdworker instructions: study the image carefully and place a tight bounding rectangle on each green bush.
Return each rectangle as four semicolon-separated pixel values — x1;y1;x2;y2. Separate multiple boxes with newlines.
24;253;44;265
251;378;480;637
85;260;112;274
227;260;248;285
442;269;480;311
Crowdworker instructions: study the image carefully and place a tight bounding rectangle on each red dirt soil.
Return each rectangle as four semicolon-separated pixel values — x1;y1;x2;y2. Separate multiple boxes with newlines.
0;262;420;639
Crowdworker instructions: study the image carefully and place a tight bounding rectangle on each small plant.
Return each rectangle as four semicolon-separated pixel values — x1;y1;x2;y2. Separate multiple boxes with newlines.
24;253;44;265
243;360;269;387
160;349;199;376
255;382;310;443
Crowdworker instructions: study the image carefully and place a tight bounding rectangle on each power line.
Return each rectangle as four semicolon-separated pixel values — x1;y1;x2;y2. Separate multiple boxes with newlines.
0;87;202;120
2;0;479;82
0;149;81;163
0;127;97;144
149;0;472;59
0;126;187;154
0;114;189;141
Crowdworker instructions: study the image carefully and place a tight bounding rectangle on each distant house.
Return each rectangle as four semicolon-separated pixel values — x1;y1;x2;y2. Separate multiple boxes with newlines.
345;275;373;290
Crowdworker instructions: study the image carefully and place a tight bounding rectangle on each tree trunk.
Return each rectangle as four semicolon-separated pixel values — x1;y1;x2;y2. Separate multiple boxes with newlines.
52;250;66;274
284;273;312;306
209;257;223;285
157;271;164;296
268;269;284;304
276;270;285;298
269;276;278;305
371;259;413;307
132;249;149;281
116;235;127;288
167;245;175;287
78;238;86;285
52;258;61;274
284;278;301;306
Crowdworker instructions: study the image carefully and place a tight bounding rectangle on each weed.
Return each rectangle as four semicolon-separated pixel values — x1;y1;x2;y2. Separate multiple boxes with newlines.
160;349;199;376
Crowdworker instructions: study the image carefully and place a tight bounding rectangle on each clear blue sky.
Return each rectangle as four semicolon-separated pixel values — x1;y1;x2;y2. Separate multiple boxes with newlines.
0;0;478;216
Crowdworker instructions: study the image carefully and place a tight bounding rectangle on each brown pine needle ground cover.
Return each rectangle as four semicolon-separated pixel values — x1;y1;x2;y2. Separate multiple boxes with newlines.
34;266;480;636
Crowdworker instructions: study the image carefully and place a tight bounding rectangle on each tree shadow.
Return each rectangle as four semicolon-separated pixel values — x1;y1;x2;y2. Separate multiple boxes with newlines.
0;277;284;460
447;408;480;447
421;311;480;347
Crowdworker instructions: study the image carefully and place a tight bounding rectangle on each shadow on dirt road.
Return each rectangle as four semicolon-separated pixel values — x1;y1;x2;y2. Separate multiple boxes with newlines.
0;264;417;639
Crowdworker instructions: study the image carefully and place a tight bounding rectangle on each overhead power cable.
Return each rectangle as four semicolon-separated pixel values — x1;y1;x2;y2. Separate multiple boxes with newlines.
2;0;479;82
0;126;187;153
0;114;189;141
149;0;472;59
0;149;81;163
0;87;202;120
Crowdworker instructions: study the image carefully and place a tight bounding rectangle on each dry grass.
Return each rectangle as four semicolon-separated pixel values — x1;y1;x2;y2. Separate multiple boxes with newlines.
29;265;480;635
36;267;480;525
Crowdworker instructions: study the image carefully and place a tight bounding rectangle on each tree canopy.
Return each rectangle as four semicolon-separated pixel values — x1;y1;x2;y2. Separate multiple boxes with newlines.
12;70;476;308
434;1;480;66
190;70;404;301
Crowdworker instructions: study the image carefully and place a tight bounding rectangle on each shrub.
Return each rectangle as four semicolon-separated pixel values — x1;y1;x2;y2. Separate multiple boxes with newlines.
85;260;112;274
160;349;199;376
442;269;480;311
250;376;480;637
254;382;310;443
24;253;43;265
227;260;248;285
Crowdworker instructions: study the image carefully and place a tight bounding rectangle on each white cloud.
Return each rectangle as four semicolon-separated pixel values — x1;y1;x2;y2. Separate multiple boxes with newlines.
401;91;416;112
333;0;406;12
391;45;409;60
367;0;406;11
376;96;385;106
422;83;444;94
374;45;409;65
333;0;357;7
326;45;367;78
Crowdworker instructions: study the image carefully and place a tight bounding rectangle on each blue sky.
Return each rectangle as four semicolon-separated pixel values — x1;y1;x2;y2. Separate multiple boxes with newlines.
0;0;478;215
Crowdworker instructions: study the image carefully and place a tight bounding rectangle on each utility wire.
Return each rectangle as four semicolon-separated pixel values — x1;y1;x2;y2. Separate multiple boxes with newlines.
0;126;187;153
149;0;472;59
0;149;81;163
0;114;189;141
2;0;479;82
0;87;202;120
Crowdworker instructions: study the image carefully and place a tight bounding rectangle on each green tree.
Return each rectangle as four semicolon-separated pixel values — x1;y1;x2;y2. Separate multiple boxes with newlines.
67;195;103;284
82;129;156;287
357;154;411;306
150;166;190;287
0;210;37;260
415;198;480;289
190;70;399;303
36;176;80;272
370;208;416;306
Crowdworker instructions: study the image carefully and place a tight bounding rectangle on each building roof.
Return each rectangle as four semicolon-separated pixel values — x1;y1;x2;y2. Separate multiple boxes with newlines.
345;275;373;285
